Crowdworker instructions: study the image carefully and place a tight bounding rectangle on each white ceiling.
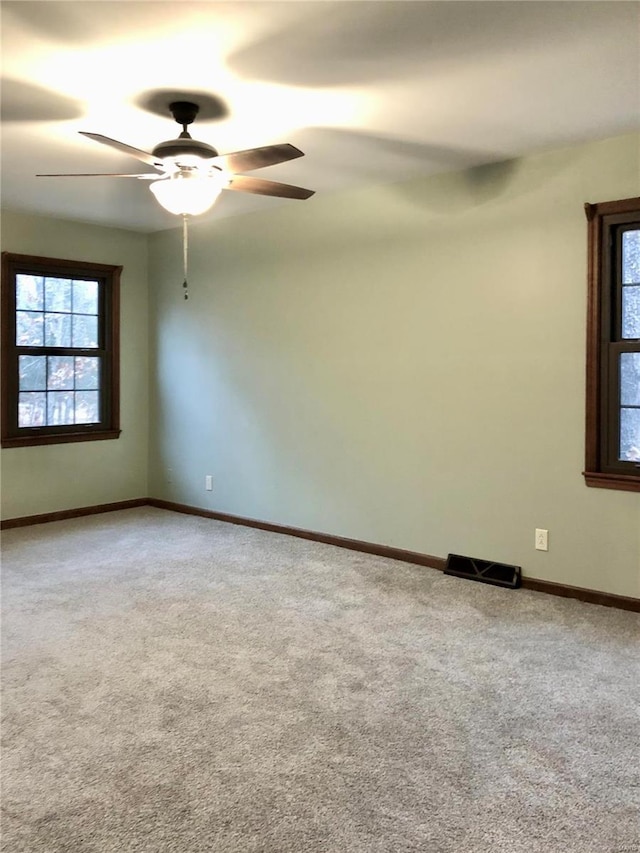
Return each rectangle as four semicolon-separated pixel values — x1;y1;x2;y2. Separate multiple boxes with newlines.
2;1;639;233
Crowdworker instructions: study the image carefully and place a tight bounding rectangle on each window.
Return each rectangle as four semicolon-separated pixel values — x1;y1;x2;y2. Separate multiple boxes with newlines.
584;197;640;491
1;253;121;448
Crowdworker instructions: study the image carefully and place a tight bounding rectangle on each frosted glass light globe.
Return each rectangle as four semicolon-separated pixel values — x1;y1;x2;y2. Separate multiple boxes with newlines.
150;171;228;215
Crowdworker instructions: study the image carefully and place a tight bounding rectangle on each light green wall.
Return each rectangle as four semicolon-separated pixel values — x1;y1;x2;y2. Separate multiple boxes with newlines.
148;133;640;598
2;137;638;597
1;211;149;517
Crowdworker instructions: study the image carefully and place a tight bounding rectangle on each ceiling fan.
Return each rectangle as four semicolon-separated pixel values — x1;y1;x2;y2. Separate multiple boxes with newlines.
37;100;315;216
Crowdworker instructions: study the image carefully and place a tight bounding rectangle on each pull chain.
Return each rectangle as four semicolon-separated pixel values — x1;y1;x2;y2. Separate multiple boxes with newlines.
182;213;189;300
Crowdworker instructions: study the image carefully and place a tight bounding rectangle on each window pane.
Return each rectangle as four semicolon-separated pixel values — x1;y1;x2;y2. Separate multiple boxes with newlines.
620;407;640;461
44;278;72;312
73;280;99;315
16;275;43;311
44;313;72;347
47;391;75;425
75;356;100;390
620;353;640;407
72;314;99;348
19;355;46;391
18;392;46;427
622;286;640;339
75;391;100;424
16;311;44;346
48;356;75;390
622;230;640;284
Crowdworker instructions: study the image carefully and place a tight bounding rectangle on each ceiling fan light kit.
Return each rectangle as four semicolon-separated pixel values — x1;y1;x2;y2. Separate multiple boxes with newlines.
149;171;229;216
38;100;314;214
37;99;314;299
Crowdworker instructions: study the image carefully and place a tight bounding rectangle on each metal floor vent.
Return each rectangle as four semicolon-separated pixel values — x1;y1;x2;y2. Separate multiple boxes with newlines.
444;554;522;589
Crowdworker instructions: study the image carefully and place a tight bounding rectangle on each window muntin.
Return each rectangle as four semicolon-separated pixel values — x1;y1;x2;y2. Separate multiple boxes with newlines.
1;253;121;447
584;199;640;491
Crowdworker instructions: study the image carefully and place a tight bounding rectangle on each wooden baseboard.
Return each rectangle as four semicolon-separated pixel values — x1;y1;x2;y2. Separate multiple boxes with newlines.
520;576;640;612
146;498;447;571
0;498;148;530
3;497;638;612
147;499;639;612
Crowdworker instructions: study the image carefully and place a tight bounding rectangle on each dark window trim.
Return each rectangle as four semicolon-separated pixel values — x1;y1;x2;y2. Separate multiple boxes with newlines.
1;252;121;448
584;197;640;492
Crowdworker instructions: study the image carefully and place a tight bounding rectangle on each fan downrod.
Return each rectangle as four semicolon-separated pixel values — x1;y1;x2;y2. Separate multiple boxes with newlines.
152;101;218;158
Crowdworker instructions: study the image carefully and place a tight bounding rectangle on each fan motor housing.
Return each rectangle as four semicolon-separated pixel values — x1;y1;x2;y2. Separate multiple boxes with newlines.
152;137;219;161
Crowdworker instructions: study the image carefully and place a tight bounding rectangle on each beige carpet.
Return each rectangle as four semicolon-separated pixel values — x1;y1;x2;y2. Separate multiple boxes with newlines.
2;507;639;852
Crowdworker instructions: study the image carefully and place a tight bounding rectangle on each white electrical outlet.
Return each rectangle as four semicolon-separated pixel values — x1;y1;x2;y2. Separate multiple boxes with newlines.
205;475;213;491
535;528;549;551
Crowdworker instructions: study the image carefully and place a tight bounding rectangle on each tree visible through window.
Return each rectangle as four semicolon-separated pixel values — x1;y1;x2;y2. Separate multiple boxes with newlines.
1;253;121;447
584;198;640;491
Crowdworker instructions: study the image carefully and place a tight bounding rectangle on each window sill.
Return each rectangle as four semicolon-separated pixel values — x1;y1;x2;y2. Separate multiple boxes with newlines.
1;429;121;449
583;471;640;492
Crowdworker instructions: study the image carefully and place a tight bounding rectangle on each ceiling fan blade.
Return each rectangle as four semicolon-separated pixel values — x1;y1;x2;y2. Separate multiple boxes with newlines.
79;132;162;168
227;175;314;199
36;172;162;179
213;143;304;173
